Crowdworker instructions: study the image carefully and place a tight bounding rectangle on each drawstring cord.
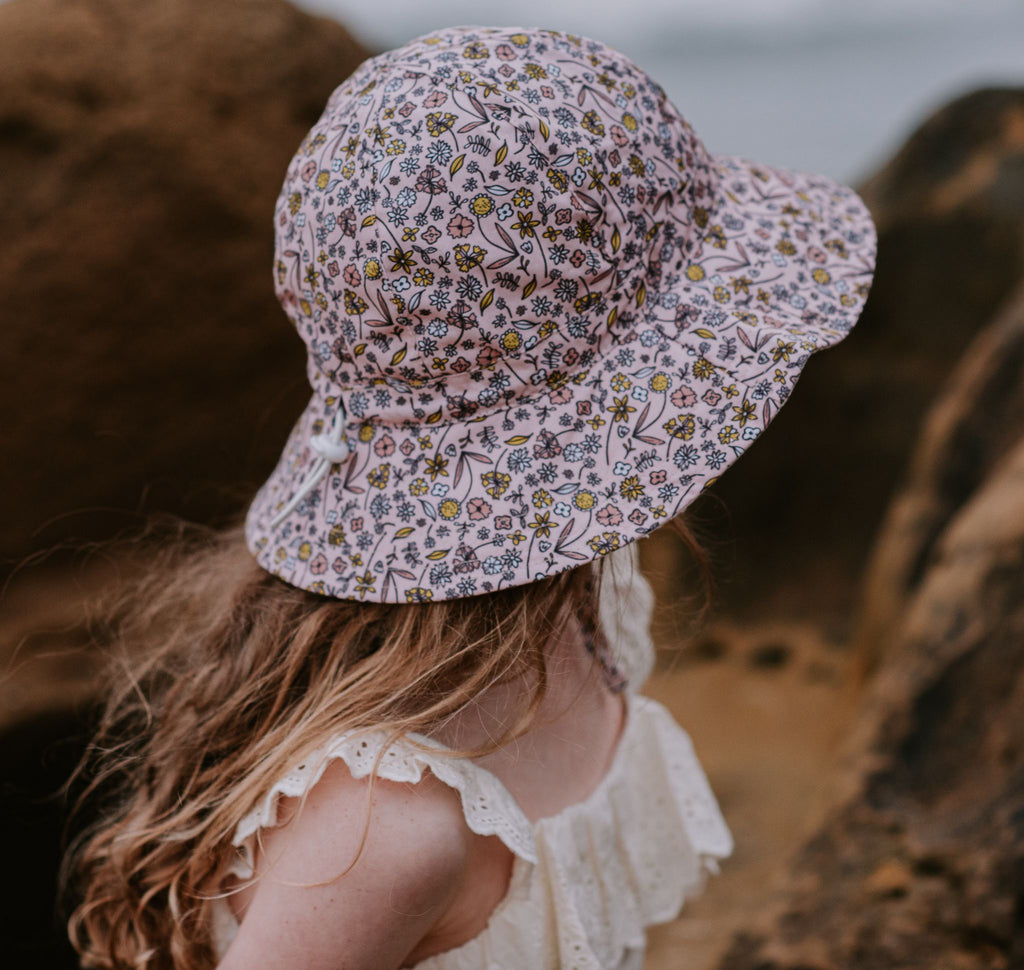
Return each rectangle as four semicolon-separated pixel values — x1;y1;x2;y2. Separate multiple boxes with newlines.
270;398;351;529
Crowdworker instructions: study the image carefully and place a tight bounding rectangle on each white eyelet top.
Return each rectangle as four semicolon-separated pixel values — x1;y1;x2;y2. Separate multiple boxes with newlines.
210;547;734;969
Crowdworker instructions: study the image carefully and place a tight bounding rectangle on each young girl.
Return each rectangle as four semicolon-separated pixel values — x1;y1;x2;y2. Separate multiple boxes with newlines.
65;24;876;970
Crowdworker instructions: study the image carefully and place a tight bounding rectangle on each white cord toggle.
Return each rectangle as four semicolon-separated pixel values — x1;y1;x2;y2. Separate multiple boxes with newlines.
309;434;351;463
269;398;351;530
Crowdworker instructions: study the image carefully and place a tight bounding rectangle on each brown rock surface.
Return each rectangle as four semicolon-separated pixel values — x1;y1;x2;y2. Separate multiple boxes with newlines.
855;281;1024;675
715;293;1024;969
0;0;368;569
674;87;1024;624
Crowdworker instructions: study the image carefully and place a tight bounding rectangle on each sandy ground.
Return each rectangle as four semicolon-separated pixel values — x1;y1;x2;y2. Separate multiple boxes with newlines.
643;620;862;970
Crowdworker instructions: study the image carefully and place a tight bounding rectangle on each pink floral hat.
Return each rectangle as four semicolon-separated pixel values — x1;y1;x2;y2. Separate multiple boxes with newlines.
245;24;876;603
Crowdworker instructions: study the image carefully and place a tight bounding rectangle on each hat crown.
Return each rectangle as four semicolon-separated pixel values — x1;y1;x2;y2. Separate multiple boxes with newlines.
272;26;717;426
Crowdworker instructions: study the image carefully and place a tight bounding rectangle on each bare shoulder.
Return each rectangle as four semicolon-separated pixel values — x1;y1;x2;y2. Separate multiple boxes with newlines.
218;757;473;970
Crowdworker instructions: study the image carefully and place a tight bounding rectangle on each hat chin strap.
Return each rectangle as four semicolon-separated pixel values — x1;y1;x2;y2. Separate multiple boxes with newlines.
269;399;351;529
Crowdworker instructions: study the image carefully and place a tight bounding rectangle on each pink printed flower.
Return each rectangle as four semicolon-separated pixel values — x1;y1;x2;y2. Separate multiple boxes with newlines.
301;160;316;181
609;149;621;167
576;400;592;416
628;509;648;526
540;85;554;99
310;553;328;575
400;438;415;456
807;245;827;264
350;517;363;532
467;497;492;520
495;515;512;531
549;387;572;404
495;43;516;60
343;264;361;286
423;90;447;108
701;389;721;406
451;356;471;373
498;63;514;77
399;101;415;117
556;208;572;225
610;125;628;147
374;434;395;457
570;249;585;268
422;225;441;244
597;504;623;526
649;470;667;485
447;214;474;238
671;385;697;408
477;346;501;369
331;556;345;575
564;347;579;366
327;261;340;277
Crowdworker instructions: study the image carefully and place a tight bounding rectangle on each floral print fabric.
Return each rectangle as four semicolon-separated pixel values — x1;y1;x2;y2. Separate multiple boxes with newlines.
246;24;876;603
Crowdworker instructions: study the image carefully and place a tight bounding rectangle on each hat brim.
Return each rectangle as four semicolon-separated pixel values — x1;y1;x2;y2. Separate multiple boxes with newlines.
245;153;876;603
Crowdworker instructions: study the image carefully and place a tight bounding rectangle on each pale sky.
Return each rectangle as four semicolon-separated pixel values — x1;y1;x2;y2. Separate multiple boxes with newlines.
291;0;1024;181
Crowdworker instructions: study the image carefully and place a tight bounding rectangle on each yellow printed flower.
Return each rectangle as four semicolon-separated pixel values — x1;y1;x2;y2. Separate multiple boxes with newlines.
471;194;494;217
772;339;795;363
732;400;757;426
619;476;644;501
532;489;553;508
512;188;534;208
367;463;390;488
692;357;715;379
511;210;539;239
718;426;739;444
297;541;312;561
812;268;831;285
547;168;569;192
611;373;631;392
364;258;382;279
622;112;638;131
454;244;487;271
406;587;434;602
315;170;330;190
343;290;367;315
425;455;449;480
389;248;416;273
662;414;695;440
581;110;604;136
409;478;428;496
482;470;511;497
425;112;457;137
650;372;670;392
529;512;553;537
288;191;302;214
500;330;522;353
573;490;596;511
439;499;461;519
685;264;705;282
608;396;636;422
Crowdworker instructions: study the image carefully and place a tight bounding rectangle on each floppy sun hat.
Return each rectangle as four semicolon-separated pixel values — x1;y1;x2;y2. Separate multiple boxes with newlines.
246;24;876;603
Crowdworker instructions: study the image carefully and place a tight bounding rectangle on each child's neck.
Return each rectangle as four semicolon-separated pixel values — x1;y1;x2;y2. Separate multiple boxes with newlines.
431;620;626;823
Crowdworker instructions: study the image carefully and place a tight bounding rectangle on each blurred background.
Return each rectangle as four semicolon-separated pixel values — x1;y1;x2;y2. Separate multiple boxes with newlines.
2;0;1023;967
298;0;1024;182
